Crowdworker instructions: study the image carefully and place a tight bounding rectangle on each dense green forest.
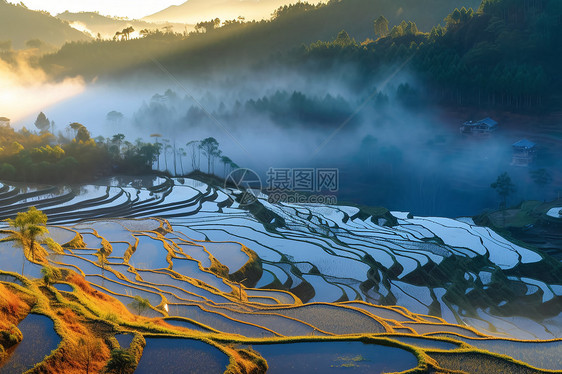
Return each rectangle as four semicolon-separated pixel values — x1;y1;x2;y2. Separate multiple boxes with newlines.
0;113;238;183
0;1;90;49
0;117;158;183
38;0;480;78
301;0;562;109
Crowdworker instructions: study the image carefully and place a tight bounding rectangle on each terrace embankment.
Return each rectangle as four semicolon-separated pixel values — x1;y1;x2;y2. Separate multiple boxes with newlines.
475;199;562;260
1;177;561;372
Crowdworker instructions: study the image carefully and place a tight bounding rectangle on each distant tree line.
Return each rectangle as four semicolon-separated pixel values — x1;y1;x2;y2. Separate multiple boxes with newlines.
134;88;361;131
491;168;555;209
0;113;237;184
0;114;160;183
245;90;356;127
149;134;238;177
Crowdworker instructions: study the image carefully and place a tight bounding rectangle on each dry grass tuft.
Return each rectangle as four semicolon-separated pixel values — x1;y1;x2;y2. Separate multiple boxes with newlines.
0;283;33;328
63;233;87;249
66;272;105;299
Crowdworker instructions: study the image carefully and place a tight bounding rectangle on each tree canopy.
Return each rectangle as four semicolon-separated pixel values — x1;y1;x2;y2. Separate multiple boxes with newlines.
34;112;50;134
5;206;49;274
105;348;136;374
374;15;389;37
199;137;220;174
491;172;516;208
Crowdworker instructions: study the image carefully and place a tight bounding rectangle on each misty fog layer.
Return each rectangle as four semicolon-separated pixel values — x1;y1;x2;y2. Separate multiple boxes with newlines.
0;51;85;122
9;63;559;217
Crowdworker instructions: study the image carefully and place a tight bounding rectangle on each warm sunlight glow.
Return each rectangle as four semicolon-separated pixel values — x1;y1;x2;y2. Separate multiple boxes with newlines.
6;0;186;19
7;0;327;20
0;0;560;372
0;82;84;125
0;56;84;125
68;21;96;37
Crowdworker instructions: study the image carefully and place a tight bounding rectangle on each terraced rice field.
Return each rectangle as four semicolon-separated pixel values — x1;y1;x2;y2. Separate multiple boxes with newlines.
252;340;418;373
0;177;561;373
135;338;230;374
0;314;60;374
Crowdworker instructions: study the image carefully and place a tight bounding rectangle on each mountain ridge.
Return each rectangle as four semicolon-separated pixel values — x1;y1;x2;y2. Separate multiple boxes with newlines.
56;11;194;39
0;0;91;48
144;0;312;24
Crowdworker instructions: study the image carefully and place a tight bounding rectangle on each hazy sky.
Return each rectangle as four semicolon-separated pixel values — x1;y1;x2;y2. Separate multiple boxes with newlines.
9;0;185;18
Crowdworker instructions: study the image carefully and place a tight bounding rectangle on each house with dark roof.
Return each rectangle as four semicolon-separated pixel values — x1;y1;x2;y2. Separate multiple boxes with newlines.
0;117;10;127
512;139;536;166
460;117;498;135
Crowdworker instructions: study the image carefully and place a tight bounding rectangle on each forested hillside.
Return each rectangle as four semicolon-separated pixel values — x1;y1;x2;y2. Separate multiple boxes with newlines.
38;0;479;79
56;12;155;38
263;0;482;40
0;119;159;183
303;0;562;110
35;0;562;112
144;0;296;24
144;0;480;31
0;1;90;49
56;12;192;39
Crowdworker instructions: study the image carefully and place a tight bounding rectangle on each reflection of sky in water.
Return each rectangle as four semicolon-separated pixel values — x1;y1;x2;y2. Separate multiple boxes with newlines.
254;341;418;374
0;314;60;374
136;338;229;374
129;236;171;269
0;241;42;278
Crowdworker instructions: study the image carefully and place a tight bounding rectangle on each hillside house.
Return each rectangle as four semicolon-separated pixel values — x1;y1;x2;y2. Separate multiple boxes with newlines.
460;117;498;135
512;139;536;166
0;117;10;127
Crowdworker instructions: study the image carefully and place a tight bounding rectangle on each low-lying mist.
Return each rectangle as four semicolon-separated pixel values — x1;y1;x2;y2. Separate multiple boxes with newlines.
7;62;560;217
0;50;84;123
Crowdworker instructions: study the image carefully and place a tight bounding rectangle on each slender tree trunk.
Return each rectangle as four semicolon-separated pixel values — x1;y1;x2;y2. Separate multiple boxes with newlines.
502;207;506;226
21;249;25;276
173;141;177;176
179;154;184;175
156;141;160;170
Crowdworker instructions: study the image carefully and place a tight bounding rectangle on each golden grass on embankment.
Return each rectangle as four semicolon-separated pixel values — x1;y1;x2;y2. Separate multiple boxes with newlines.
212;334;439;374
229;245;263;287
4;267;562;374
3;210;562;374
23;268;259;373
0;281;34;361
0;269;141;373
